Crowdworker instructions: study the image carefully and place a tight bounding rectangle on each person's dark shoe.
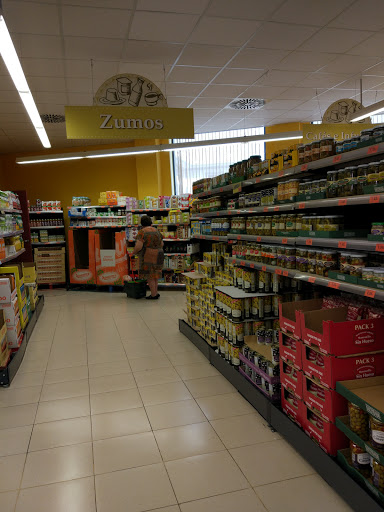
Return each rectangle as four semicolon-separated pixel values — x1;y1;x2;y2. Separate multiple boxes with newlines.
146;294;160;300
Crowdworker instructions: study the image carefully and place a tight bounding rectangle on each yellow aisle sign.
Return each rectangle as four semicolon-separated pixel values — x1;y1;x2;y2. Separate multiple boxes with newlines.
65;106;194;139
302;123;375;143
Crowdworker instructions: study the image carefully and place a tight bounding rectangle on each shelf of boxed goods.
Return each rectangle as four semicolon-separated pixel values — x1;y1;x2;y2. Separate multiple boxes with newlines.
295;236;381;252
194;139;384;199
29;210;64;214
231;257;384;302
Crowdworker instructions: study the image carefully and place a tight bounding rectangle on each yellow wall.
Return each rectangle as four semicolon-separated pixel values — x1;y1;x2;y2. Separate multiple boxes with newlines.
265;122;305;159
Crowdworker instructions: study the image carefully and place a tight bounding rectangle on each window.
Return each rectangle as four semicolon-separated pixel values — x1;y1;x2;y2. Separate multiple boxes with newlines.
172;127;265;195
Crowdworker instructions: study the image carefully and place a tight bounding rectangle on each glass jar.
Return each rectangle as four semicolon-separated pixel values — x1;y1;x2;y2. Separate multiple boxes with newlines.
311;180;320;194
316;252;325;276
241;159;248;177
335;140;344;154
304;180;313;195
304;143;312;163
298;181;306;196
307;249;317;274
311;140;320;161
370;416;384;451
326;170;338;199
373;124;384;138
378;160;384;183
285;214;296;232
248;155;261;178
285;247;296;269
318;179;327;193
349;402;369;440
356;164;369;195
314;216;324;231
344;166;358;196
288;180;299;201
349;253;367;277
279;215;287;232
343;138;351;152
350;441;371;476
361;267;375;282
337;169;347;197
360;128;373;142
372;459;384;492
323;215;343;232
322;250;338;276
374;269;384;284
296;247;308;272
320;137;335;159
368;162;380;186
339;252;350;274
298;145;305;165
350;136;360;151
295;214;305;231
372;222;384;235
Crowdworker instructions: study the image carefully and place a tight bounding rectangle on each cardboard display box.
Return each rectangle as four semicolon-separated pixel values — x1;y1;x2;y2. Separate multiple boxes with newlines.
302;344;384;389
303;375;348;423
281;384;305;427
280;359;303;399
303;404;348;456
336;376;384;425
279;331;303;369
301;308;384;356
1;295;19;325
95;230;127;286
0;267;28;329
6;315;21;349
68;229;96;284
279;298;322;339
0;276;17;303
244;335;280;364
22;262;36;284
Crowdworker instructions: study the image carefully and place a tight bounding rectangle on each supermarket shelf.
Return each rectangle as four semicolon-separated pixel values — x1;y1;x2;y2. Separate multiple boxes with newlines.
0;248;26;264
29;210;63;214
215;285;274;299
31;226;64;230
157;282;186;288
193;141;384;199
163;238;191;242
178;319;384;512
191;194;384;219
228;233;297;245
67;205;125;209
127;223;190;227
295;237;380;252
0;229;24;239
126;207;189;212
32;241;66;246
192;234;228;241
232;257;384;302
0;296;44;387
2;208;22;214
69;225;126;229
164;252;199;256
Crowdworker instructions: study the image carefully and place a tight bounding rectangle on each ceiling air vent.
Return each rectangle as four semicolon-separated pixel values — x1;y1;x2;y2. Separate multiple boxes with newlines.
40;114;65;123
228;98;265;110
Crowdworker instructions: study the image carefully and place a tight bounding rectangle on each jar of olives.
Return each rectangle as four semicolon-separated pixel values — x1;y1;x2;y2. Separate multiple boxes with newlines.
349;253;367;277
350;441;371;477
307;249;317;274
344;166;358;196
320;137;334;159
311;140;320;161
296;248;308;272
356;164;369;195
298;145;305;165
370;416;384;451
348;402;369;440
368;162;380;185
326;170;338;198
372;459;384;492
304;144;312;163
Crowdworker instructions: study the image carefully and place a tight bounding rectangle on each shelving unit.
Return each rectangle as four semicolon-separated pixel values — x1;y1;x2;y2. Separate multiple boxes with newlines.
0;248;26;265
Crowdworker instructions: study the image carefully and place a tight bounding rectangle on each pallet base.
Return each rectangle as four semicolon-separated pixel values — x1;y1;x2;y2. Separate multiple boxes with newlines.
0;295;44;387
179;319;384;512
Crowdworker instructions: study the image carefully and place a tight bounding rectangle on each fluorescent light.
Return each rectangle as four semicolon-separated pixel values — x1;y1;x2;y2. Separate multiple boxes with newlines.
349;99;384;122
16;131;303;164
0;14;51;148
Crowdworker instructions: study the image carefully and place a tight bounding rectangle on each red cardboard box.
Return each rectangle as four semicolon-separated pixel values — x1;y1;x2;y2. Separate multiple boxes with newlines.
300;307;384;355
303;375;348;423
281;384;305;427
279;331;303;369
302;343;384;389
303;404;348;455
279;299;322;339
280;359;303;399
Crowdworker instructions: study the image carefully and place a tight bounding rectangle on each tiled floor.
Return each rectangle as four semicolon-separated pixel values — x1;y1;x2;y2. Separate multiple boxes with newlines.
0;290;353;512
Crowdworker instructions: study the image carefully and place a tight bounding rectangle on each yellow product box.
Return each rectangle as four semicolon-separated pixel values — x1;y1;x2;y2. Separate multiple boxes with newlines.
22;263;37;284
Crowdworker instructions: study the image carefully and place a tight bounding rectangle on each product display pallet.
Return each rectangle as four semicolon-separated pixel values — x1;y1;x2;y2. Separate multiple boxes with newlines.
0;295;44;387
179;319;383;512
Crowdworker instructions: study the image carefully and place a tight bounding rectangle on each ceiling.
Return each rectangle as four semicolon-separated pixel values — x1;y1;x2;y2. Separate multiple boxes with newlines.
2;0;384;153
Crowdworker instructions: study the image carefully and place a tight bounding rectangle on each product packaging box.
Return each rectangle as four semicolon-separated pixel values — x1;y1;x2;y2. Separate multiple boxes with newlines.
22;263;37;283
302;344;384;389
303;375;348;422
279;299;322;339
95;230;127;286
1;295;19;325
336;376;384;424
7;316;22;349
279;331;303;369
68;229;96;284
0;277;17;303
303;404;349;455
280;359;303;398
0;311;10;368
281;384;305;427
300;308;384;355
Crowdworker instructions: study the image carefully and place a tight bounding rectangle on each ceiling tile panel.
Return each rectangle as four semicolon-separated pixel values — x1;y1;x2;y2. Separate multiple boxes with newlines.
62;6;131;38
33;91;67;104
257;70;309;87
329;0;384;31
239;85;288;99
4;1;60;35
272;0;352;26
299;28;375;54
213;68;266;86
166;96;195;108
19;34;63;59
263;99;305;110
0;102;27;114
64;37;124;60
298;73;352;88
137;0;209;14
340;75;384;90
190;97;233;108
165;83;205;96
129;11;198;42
121;41;183;64
0;74;21;91
66;77;93;94
0;90;21;102
200;84;247;98
27;76;67;93
230;48;289;69
167;66;219;82
67;92;94;105
274;51;338;72
248;22;318;50
21;58;65;78
206;0;284;20
61;0;135;7
192;108;222;117
321;55;381;74
189;17;261;46
65;60;92;78
347;33;384;57
177;44;239;67
118;63;171;82
277;87;325;100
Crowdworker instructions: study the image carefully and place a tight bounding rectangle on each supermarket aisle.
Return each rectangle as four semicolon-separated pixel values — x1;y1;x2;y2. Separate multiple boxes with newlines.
0;291;352;512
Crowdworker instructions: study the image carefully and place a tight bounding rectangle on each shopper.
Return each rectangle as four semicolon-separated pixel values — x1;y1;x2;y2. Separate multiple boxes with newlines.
132;215;164;300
